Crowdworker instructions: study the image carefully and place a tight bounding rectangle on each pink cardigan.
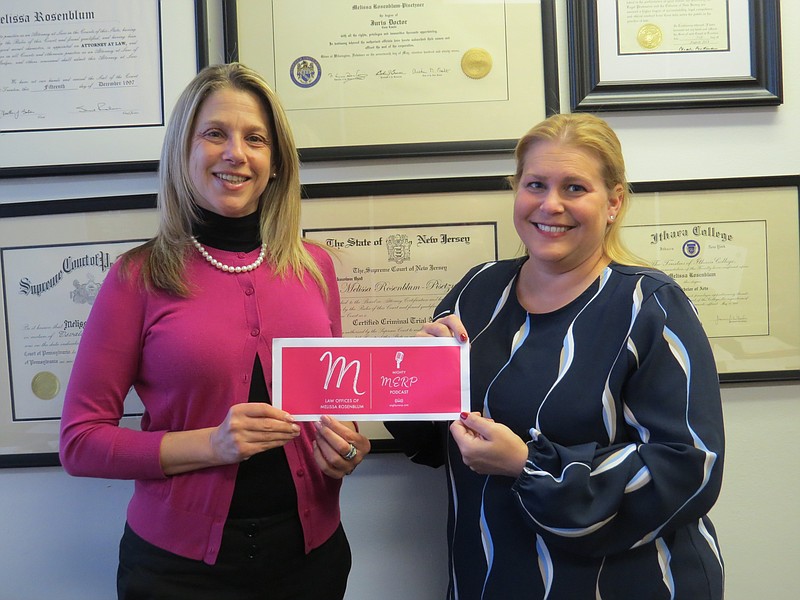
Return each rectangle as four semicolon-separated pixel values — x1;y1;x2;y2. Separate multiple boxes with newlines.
60;243;343;564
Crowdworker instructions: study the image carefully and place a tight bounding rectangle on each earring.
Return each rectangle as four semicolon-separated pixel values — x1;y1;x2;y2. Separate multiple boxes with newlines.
609;215;616;222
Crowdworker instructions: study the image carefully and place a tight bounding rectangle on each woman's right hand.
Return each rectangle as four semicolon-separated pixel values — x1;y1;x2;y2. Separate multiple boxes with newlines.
210;402;300;464
159;403;300;475
417;314;469;342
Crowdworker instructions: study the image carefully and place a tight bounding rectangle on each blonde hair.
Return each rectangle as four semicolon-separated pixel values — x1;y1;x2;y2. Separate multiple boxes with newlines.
121;62;326;296
509;113;646;267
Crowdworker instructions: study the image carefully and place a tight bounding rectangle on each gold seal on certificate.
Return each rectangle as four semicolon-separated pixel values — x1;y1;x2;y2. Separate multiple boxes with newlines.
461;48;492;79
31;371;60;400
636;23;663;50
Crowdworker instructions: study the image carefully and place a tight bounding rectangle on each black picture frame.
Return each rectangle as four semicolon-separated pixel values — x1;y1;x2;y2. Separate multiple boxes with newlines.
0;0;208;179
0;202;158;468
567;0;783;112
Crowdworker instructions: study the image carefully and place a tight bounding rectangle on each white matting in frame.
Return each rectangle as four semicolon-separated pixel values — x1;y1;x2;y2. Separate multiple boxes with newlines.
567;0;783;111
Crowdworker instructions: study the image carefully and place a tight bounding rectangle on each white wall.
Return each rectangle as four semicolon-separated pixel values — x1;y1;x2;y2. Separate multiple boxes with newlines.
2;1;799;598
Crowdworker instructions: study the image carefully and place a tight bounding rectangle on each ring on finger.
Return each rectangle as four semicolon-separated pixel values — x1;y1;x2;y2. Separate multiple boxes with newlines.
342;443;358;461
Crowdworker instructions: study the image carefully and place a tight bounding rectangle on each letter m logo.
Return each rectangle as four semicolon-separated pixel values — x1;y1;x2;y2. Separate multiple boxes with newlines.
320;351;366;396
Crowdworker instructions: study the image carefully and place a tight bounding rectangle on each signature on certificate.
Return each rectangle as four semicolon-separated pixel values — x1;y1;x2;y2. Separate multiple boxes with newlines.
714;314;749;325
0;107;37;120
75;102;122;113
412;67;451;76
375;68;406;78
329;70;368;83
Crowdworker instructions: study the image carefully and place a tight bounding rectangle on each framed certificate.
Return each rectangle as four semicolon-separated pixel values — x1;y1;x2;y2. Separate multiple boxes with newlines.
624;176;800;382
0;205;157;467
300;176;519;448
301;176;520;338
0;0;206;178
567;0;783;111
223;0;559;160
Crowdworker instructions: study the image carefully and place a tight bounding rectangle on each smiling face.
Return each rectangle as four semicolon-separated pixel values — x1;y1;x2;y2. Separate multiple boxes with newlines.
188;88;273;218
513;140;622;275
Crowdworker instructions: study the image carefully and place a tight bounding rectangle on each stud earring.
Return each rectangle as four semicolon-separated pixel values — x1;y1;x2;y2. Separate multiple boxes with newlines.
609;215;616;222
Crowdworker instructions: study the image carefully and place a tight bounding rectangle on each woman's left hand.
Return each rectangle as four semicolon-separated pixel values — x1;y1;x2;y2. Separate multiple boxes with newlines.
313;415;371;479
450;412;529;478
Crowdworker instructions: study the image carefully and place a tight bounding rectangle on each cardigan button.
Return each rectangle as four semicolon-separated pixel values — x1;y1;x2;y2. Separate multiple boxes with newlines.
247;522;259;537
296;468;305;477
248;543;261;559
250;328;260;337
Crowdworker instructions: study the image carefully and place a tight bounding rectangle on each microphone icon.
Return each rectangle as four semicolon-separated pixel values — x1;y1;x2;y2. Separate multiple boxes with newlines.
395;351;404;369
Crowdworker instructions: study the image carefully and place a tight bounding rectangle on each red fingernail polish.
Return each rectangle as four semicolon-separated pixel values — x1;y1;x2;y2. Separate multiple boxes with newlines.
459;333;468;342
460;412;469;420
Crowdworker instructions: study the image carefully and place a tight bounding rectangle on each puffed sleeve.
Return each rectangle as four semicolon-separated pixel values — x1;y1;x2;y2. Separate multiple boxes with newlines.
59;261;167;480
510;282;724;557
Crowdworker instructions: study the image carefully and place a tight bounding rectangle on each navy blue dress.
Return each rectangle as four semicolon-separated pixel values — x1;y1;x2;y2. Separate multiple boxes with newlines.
388;258;725;600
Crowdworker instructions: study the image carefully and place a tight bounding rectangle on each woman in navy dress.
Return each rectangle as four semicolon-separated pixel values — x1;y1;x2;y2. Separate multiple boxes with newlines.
388;113;725;599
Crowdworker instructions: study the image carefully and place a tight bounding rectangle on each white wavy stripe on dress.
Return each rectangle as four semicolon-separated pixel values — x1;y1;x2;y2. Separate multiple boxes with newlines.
663;324;719;490
446;449;461;600
655;537;676;600
536;534;554;599
626;338;640;367
483;317;529;420
591;444;638;477
471;271;515;344
447;261;497;323
624;466;652;494
697;518;725;572
534;268;612;431
623;402;651;443
631;294;718;548
595;556;607;600
447;262;502;600
479;479;495;599
516;500;616;538
603;277;646;441
601;380;618;442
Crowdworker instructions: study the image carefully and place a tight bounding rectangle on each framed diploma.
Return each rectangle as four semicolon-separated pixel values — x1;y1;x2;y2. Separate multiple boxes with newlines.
0;0;206;178
0;205;157;467
223;0;559;160
301;175;519;448
623;176;800;382
567;0;783;111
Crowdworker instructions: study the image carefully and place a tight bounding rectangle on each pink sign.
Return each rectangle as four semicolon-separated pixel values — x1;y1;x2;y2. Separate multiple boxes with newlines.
272;337;470;420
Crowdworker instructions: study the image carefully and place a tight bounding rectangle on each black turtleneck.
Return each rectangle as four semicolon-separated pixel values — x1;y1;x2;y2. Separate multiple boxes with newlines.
193;207;298;519
192;206;261;252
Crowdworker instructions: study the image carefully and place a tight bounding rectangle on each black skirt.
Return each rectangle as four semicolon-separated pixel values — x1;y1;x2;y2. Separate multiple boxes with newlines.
117;512;351;600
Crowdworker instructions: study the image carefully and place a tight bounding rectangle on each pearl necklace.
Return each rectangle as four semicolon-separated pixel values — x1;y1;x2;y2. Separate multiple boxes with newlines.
190;236;267;273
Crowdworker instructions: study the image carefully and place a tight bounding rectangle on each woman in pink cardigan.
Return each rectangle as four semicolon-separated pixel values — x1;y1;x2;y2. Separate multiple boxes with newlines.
60;63;370;600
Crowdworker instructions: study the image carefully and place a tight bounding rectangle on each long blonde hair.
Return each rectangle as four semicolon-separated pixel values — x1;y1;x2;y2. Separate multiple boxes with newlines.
509;113;646;267
122;63;325;296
